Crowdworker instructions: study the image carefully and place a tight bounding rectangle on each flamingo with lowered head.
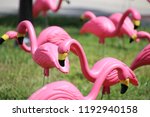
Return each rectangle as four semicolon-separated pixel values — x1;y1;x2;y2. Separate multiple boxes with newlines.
130;31;150;70
0;20;72;77
57;38;138;95
33;0;70;18
29;60;138;100
80;8;141;44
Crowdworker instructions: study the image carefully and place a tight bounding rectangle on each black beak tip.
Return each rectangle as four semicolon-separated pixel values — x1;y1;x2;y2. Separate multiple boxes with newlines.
0;38;5;45
58;60;65;67
120;84;128;94
66;0;70;4
129;38;134;43
134;25;138;29
80;17;84;22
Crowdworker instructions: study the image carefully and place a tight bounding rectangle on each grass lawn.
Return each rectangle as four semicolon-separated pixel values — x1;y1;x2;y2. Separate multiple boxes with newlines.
0;15;150;100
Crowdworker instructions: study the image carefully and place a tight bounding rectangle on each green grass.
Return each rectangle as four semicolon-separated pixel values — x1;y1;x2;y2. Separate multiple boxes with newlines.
0;15;150;100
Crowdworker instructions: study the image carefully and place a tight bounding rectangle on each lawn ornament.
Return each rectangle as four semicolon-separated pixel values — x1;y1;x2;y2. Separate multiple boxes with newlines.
33;0;70;18
29;61;138;100
0;20;71;77
80;8;141;44
57;39;138;95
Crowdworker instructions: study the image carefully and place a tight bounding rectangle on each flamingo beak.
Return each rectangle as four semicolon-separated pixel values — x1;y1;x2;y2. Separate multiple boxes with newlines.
58;53;68;67
120;78;129;94
133;20;140;29
17;33;25;45
129;34;137;43
0;34;9;44
64;0;70;4
80;15;84;21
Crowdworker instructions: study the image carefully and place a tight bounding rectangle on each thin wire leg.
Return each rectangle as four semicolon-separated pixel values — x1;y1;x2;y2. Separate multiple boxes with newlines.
44;13;49;27
102;44;105;57
101;94;104;100
107;94;110;100
43;76;46;86
46;73;50;84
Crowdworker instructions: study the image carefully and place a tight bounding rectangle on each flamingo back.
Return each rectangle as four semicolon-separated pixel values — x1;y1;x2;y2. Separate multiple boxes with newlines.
37;26;72;46
28;81;83;100
130;44;150;70
80;17;116;39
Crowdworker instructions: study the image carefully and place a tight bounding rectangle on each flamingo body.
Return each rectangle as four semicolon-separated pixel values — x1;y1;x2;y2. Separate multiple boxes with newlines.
130;44;150;70
28;81;83;100
80;17;116;44
33;0;63;17
80;8;141;44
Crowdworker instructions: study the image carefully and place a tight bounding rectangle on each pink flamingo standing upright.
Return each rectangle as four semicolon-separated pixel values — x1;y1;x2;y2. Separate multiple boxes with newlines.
57;39;138;95
130;31;150;70
33;0;70;18
80;8;141;44
0;20;72;77
29;60;138;100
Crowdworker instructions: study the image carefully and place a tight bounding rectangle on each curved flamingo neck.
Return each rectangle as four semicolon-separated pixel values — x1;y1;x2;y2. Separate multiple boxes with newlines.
114;8;140;36
137;31;150;42
83;11;96;20
50;0;63;12
17;20;37;55
59;39;96;82
85;64;126;100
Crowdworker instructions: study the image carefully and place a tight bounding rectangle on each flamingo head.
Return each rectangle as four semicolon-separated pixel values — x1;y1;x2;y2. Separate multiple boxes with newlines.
80;11;96;21
129;33;137;43
34;43;70;74
102;57;138;94
129;8;141;29
0;34;9;44
132;19;141;29
57;39;77;67
119;67;138;94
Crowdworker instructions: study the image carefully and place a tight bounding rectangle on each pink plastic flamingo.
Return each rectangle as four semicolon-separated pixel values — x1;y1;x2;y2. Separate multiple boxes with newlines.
29;60;138;100
57;39;138;95
0;20;72;77
33;0;70;18
80;8;141;44
130;31;150;70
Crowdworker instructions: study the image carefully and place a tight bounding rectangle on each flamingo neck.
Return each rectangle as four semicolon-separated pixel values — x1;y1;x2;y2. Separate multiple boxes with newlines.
137;31;150;42
84;11;96;20
114;8;139;36
60;39;96;82
85;65;125;100
17;20;37;55
51;0;63;12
